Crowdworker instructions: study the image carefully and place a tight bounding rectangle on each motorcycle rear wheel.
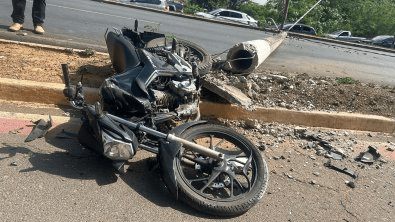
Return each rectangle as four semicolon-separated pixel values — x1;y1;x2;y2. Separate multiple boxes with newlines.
167;124;268;216
145;38;212;75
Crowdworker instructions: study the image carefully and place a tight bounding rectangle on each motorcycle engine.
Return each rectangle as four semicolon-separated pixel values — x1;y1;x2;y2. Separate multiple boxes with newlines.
151;78;199;118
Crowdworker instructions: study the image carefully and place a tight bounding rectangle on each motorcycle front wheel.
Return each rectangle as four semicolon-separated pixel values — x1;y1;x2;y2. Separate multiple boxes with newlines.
167;124;268;216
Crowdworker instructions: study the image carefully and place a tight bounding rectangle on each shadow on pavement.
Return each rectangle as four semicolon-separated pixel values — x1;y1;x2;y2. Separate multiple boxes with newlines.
0;120;220;218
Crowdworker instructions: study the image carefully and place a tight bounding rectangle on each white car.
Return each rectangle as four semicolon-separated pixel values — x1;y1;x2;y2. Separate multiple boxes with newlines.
120;0;169;11
195;8;258;27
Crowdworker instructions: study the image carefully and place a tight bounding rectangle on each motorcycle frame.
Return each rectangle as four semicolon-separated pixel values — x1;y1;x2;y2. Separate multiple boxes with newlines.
62;63;224;161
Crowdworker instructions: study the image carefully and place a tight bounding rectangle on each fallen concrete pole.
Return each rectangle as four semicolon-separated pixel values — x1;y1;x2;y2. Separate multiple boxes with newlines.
224;32;287;73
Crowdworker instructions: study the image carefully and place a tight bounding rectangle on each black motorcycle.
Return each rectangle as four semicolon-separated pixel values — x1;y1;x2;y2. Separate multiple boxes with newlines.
57;25;269;216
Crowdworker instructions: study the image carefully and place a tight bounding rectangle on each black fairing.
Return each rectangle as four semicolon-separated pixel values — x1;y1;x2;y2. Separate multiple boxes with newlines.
100;43;189;117
78;105;138;155
106;31;141;73
121;28;165;48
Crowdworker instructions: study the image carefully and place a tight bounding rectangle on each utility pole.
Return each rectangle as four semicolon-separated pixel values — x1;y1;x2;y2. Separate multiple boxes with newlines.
280;0;290;30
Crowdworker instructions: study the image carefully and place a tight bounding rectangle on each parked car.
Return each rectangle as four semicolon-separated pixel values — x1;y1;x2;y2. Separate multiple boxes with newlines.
265;23;317;35
365;35;395;48
167;1;184;12
195;8;258;27
325;31;366;43
120;0;169;11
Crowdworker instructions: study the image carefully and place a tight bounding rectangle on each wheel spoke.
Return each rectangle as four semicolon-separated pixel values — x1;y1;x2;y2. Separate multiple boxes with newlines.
228;172;249;193
243;154;253;176
184;149;198;158
230;175;234;197
200;170;221;192
209;135;214;150
213;138;226;150
189;177;209;183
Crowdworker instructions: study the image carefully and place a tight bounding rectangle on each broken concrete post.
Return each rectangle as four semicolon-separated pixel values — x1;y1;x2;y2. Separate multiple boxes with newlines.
224;32;287;74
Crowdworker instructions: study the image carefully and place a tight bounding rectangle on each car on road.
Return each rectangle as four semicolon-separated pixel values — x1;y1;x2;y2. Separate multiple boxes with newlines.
120;0;169;11
195;8;258;27
364;35;394;48
325;30;366;43
265;23;317;35
167;1;184;12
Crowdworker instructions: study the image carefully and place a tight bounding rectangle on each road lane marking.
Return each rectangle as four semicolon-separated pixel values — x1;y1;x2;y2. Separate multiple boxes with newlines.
26;0;157;24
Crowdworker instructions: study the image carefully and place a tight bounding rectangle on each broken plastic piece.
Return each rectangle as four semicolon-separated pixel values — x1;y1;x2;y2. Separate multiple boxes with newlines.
328;151;343;160
324;160;358;179
357;146;381;164
25;115;53;142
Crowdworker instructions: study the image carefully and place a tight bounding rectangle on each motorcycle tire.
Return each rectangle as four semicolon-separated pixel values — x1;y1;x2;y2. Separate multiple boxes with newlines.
166;124;268;216
145;38;212;76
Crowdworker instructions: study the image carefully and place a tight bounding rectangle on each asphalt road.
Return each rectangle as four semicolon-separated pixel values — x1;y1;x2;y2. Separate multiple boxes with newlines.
0;0;394;85
0;106;394;221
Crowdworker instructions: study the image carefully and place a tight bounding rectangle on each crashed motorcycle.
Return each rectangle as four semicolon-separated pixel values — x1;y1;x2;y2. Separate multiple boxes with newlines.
57;25;269;216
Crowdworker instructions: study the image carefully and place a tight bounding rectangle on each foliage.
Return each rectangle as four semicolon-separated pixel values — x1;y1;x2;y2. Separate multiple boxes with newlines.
190;0;395;37
266;0;395;36
337;77;358;84
184;0;205;14
234;2;272;27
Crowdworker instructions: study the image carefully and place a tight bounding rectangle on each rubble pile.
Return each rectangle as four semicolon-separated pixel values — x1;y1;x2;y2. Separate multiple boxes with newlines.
203;70;395;118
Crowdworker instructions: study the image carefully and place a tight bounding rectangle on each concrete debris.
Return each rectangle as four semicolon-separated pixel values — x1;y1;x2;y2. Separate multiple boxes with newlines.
345;181;356;188
328;151;343;160
298;130;345;160
201;78;252;107
257;143;267;151
245;119;261;129
267;74;288;83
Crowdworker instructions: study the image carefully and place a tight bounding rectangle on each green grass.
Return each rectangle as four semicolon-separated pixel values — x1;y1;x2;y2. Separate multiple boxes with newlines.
382;84;389;88
165;34;177;40
337;77;358;84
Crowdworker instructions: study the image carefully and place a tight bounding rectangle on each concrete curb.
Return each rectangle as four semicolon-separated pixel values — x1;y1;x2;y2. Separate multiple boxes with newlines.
0;38;109;55
200;102;395;134
0;77;100;106
0;77;393;133
100;0;395;54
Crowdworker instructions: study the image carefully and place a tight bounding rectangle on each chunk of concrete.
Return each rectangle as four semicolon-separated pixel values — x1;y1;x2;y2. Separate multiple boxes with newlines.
202;79;252;107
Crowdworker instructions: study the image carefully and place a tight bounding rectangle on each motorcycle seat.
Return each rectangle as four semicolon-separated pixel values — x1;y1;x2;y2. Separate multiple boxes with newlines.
106;31;141;73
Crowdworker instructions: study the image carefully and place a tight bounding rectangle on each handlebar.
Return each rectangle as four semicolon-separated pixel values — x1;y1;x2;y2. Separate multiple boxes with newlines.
61;64;71;88
61;64;85;109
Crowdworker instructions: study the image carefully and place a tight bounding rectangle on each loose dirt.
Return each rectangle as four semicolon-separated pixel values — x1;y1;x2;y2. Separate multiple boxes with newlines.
1;41;394;119
0;42;112;88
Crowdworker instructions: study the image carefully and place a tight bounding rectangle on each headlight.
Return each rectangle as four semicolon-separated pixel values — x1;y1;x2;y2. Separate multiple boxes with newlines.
102;132;134;160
